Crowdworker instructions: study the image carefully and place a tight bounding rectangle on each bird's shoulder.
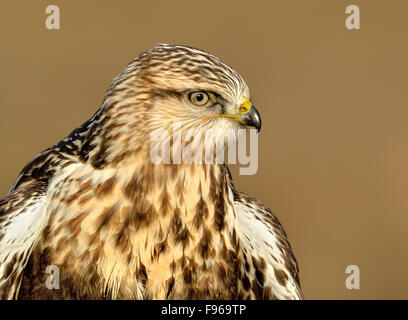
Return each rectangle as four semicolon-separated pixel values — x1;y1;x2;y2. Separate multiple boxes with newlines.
0;180;48;299
9;115;97;193
0;117;93;299
232;189;303;299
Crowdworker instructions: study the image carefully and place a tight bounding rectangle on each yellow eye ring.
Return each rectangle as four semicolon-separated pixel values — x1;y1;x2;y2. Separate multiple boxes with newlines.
189;91;214;107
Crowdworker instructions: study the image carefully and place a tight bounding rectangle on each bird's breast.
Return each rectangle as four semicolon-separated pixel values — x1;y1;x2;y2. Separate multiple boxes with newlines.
20;162;248;299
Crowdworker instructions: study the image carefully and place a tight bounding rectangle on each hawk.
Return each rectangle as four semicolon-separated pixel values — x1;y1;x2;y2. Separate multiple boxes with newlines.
0;44;303;300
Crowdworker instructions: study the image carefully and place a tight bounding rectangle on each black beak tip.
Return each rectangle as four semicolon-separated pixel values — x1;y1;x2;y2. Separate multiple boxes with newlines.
245;105;262;134
256;116;261;134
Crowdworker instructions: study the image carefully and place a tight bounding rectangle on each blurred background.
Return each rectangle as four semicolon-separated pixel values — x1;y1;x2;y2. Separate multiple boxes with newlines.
1;0;407;299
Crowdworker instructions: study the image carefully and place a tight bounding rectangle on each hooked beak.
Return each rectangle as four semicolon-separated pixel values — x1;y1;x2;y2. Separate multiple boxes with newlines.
237;96;261;133
241;104;261;133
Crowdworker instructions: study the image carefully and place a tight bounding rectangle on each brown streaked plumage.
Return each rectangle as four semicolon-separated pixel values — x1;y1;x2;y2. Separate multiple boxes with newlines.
0;44;303;300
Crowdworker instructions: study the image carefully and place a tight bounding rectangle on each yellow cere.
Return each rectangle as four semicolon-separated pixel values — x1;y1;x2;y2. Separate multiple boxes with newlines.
239;97;252;114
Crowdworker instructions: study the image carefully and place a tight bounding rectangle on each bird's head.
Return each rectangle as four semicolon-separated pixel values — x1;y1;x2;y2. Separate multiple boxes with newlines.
92;44;261;166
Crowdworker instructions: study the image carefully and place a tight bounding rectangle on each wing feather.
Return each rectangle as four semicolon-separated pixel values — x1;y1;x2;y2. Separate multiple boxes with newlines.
0;181;48;299
233;190;303;299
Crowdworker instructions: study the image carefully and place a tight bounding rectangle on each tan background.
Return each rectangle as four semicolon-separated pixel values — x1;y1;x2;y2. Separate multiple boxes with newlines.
1;0;407;299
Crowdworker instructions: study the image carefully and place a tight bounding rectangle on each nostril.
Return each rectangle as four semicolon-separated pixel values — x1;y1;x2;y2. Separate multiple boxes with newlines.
239;105;250;114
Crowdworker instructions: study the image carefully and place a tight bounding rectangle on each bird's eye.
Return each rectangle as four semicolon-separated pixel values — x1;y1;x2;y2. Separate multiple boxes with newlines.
189;91;213;107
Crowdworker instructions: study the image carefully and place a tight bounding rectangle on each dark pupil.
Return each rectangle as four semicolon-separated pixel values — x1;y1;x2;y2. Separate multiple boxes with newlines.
196;93;204;102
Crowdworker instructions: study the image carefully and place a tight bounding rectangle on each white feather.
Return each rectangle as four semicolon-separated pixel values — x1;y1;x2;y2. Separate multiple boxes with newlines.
0;193;47;299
